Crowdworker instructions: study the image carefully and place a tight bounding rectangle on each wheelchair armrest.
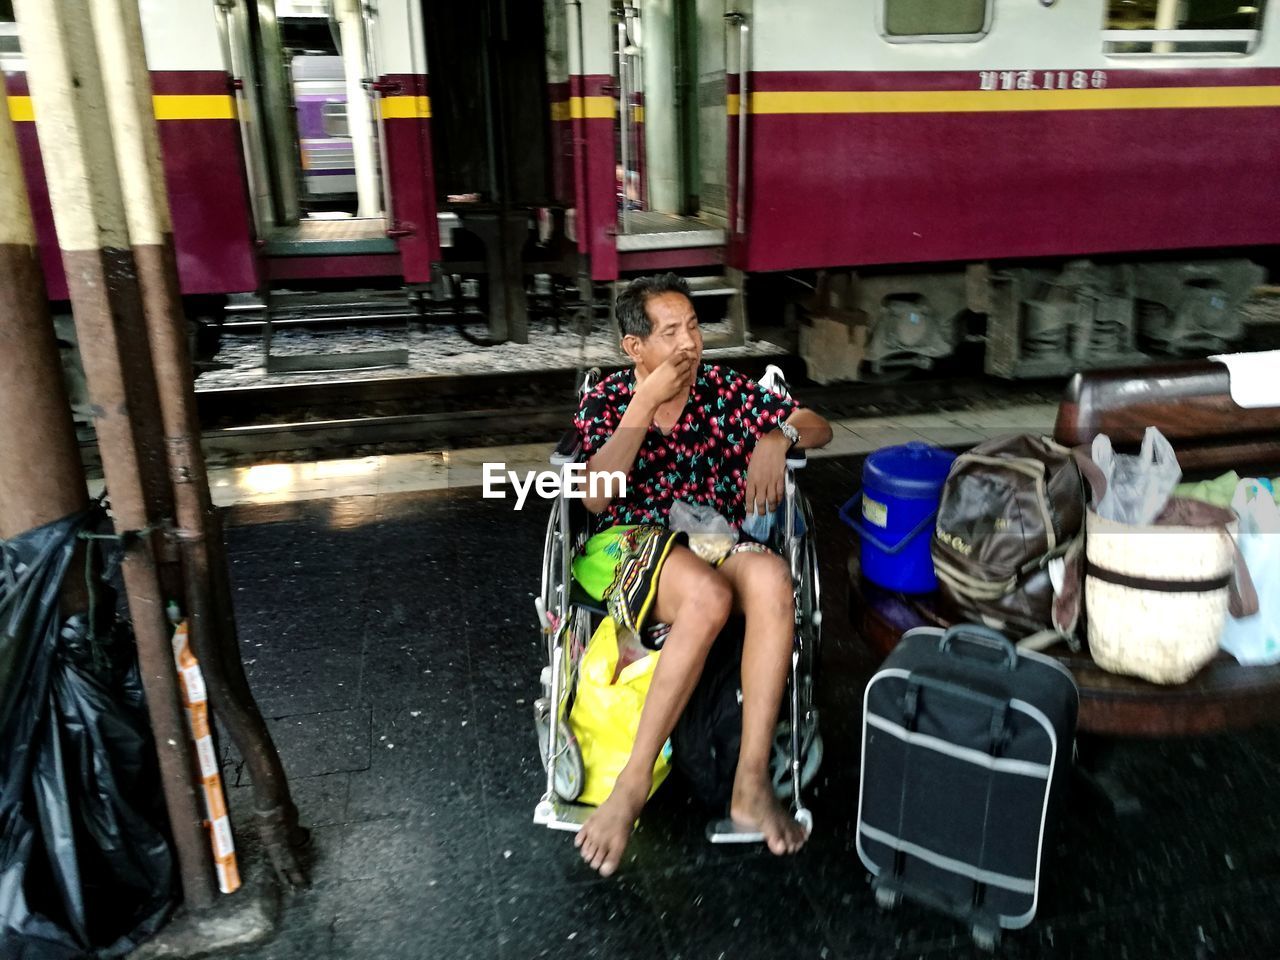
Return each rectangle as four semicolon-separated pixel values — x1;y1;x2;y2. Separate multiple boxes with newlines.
551;429;581;467
786;450;808;470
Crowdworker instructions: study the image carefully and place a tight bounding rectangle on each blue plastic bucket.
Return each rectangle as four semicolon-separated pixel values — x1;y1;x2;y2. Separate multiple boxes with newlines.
839;442;957;594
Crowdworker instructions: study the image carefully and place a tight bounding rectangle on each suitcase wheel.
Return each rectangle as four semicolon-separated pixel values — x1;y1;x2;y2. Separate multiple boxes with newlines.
873;886;901;911
971;925;1001;953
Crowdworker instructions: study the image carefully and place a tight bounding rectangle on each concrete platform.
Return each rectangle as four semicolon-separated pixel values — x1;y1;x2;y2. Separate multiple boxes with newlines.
92;401;1056;509
197;444;1280;960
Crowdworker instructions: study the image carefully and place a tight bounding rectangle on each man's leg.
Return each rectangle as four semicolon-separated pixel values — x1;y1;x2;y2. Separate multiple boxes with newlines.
575;544;732;876
717;550;808;855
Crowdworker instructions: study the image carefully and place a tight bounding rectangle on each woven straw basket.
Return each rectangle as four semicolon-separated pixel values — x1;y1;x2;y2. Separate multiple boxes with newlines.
1085;504;1241;685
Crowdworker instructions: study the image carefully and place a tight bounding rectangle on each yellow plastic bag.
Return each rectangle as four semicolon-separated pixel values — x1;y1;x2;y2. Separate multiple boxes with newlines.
569;618;671;806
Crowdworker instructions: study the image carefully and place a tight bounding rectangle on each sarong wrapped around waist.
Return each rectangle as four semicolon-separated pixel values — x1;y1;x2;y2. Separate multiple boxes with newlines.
571;524;773;646
571;525;681;643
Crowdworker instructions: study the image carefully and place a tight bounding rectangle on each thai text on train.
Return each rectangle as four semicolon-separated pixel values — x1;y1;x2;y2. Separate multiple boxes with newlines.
481;463;626;511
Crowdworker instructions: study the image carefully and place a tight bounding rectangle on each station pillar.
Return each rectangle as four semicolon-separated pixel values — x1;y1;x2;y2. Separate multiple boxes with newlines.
14;0;218;910
0;73;89;541
89;0;309;887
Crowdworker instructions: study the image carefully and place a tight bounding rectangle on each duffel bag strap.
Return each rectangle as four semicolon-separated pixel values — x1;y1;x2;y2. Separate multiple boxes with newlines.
933;558;1017;601
1016;628;1072;652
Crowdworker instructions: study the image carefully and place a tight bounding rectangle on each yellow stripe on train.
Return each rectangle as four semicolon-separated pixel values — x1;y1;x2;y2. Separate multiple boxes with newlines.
14;84;1273;126
380;95;432;119
10;92;433;123
549;96;615;121
8;94;236;122
151;95;236;121
743;85;1280;115
6;96;34;122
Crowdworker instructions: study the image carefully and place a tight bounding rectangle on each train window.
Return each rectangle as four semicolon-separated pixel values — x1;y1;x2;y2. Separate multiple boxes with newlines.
322;101;349;138
1104;0;1267;55
0;0;18;61
881;0;991;42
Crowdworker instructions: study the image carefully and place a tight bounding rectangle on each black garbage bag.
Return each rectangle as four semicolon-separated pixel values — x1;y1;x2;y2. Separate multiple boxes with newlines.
1;510;176;959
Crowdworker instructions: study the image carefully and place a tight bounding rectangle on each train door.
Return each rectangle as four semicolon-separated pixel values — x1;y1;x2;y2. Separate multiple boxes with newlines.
216;0;393;255
613;0;728;252
605;0;745;346
421;0;556;343
693;0;729;226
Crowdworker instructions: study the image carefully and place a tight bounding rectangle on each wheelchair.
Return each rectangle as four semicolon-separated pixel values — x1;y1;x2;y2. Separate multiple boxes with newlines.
532;365;824;841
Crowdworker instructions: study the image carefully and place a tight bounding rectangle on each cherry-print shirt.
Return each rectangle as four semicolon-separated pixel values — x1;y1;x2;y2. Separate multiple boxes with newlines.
573;364;797;532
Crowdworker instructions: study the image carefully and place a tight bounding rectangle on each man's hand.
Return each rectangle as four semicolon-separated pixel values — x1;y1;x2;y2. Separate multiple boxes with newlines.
581;349;696;514
744;430;789;516
635;348;697;409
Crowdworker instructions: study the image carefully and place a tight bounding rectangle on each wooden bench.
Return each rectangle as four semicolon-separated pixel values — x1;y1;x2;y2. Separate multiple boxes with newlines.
849;358;1280;738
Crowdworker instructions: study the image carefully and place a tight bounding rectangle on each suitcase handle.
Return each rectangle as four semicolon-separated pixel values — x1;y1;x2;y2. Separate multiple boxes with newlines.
904;674;1012;726
938;624;1017;672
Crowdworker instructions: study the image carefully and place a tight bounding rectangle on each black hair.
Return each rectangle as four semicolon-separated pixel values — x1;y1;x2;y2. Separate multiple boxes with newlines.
614;273;692;339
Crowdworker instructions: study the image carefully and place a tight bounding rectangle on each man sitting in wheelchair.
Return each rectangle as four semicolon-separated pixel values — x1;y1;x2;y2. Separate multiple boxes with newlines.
570;273;833;876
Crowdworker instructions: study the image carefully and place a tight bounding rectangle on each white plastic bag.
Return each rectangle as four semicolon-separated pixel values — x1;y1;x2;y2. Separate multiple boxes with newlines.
1219;479;1280;665
669;500;737;564
740;502;806;546
1092;427;1182;525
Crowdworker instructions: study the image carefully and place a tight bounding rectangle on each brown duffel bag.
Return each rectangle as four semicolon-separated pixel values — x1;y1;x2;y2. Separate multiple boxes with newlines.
931;434;1085;644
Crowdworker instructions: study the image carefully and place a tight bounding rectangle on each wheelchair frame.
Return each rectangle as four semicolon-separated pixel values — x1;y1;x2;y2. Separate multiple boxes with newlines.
533;365;823;841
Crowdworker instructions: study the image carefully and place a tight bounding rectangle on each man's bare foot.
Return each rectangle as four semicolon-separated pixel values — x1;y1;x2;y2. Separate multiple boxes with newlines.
730;774;808;855
574;772;649;877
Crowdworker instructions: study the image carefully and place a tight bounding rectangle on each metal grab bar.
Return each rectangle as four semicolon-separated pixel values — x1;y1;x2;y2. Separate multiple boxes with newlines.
361;0;396;225
615;11;631;235
726;10;749;234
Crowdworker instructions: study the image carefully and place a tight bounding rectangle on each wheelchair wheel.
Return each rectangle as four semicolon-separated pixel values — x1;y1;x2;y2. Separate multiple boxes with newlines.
874;885;901;911
971;925;1001;953
540;507;566;636
797;494;822;649
769;715;823;800
534;698;584;801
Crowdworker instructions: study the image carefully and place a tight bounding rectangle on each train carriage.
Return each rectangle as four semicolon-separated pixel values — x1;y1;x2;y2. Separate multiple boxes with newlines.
2;0;1277;379
565;0;1280;376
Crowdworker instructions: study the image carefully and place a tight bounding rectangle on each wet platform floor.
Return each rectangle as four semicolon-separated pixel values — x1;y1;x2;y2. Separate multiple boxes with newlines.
213;455;1280;960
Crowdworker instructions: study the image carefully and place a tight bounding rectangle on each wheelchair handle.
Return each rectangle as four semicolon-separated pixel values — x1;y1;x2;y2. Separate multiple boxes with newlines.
551;428;582;466
578;367;602;397
838;488;937;556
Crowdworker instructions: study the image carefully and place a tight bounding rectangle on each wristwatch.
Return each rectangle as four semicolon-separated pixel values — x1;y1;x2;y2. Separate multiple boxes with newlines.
777;420;800;448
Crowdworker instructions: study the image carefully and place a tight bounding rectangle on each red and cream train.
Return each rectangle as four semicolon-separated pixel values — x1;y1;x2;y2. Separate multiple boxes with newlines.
2;0;1277;378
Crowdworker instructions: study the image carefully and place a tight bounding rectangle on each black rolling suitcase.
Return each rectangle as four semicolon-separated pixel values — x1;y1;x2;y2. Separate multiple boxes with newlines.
856;624;1078;950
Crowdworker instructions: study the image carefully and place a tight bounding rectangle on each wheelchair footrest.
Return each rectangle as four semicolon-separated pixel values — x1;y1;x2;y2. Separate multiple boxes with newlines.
705;818;765;845
533;798;593;833
705;807;814;845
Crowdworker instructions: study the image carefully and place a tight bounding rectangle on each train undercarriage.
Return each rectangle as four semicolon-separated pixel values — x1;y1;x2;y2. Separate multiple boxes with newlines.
795;255;1269;383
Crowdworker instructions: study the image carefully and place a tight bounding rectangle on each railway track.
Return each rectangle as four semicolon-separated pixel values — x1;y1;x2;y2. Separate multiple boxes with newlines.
194;377;1061;457
75;363;1065;470
198;405;578;461
78;309;1280;469
138;292;1280;467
